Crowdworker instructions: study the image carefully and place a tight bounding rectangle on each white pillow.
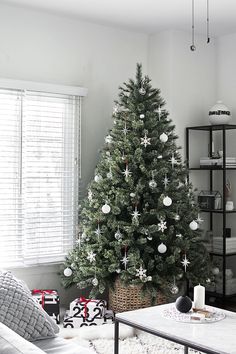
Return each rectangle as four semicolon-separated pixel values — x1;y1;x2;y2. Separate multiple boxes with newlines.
0;271;59;341
0;321;45;354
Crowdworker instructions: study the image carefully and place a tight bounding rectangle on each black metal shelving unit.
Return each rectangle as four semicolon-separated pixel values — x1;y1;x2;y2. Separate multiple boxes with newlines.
186;124;236;306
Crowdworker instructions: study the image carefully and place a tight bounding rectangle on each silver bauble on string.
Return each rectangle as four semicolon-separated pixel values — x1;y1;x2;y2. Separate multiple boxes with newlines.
139;87;146;95
92;278;99;286
64;267;73;277
149;179;157;188
170;284;179;295
163;196;172;206
158;243;167;253
160;133;168;143
102;203;111;214
189;220;198;230
94;174;102;183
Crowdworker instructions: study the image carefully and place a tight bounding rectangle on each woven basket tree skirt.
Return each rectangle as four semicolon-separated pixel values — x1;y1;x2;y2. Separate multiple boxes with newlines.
109;277;166;313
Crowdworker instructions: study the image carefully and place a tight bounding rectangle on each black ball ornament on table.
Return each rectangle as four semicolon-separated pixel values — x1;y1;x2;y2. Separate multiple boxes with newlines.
175;296;192;313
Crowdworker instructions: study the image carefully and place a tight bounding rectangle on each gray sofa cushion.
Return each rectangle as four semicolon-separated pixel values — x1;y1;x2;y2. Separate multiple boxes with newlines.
0;321;45;354
0;271;59;342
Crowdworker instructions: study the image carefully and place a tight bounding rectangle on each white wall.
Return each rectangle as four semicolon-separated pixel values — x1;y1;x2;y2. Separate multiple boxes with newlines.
0;3;148;305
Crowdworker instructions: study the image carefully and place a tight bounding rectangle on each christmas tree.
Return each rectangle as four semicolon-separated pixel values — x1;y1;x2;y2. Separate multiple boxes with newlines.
62;64;210;299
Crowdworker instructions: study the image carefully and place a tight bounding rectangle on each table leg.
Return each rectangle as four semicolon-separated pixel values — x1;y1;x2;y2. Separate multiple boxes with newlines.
114;320;119;354
184;346;188;354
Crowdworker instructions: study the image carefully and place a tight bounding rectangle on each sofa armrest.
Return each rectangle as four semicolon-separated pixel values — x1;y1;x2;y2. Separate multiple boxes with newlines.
0;322;45;354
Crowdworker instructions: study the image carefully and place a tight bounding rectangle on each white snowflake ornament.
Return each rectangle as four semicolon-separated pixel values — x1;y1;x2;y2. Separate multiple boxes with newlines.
87;251;96;263
158;219;167;233
141;133;151;148
136;266;147;280
131;206;141;221
105;135;113;144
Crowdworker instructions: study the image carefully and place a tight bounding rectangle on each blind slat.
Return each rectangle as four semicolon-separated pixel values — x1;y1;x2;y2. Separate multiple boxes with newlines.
0;88;80;268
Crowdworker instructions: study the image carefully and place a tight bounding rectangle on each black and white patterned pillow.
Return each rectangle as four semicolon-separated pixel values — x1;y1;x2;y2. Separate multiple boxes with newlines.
0;271;59;341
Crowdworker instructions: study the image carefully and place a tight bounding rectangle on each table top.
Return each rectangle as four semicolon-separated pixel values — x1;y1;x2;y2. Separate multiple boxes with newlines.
115;303;236;354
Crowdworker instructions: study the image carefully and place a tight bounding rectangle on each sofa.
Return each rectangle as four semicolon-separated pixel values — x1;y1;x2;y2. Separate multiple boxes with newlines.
0;271;95;354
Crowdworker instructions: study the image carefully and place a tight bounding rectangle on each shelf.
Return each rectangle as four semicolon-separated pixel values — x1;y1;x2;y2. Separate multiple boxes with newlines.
186;124;236;131
189;167;236;170
206;291;236;299
200;209;236;213
209;251;236;257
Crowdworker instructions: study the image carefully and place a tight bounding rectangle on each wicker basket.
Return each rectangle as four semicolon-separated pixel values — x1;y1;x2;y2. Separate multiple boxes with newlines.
109;277;167;313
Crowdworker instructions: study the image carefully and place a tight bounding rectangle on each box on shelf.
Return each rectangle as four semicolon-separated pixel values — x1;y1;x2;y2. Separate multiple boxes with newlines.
32;289;60;324
198;190;222;210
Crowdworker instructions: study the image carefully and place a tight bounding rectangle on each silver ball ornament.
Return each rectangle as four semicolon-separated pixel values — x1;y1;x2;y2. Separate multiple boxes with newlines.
102;203;111;214
149;180;157;188
189;220;198;230
163;196;172;206
170;284;179;295
92;278;99;286
160;133;168;143
94;174;102;183
64;267;73;277
158;243;167;253
212;267;220;275
139;87;146;95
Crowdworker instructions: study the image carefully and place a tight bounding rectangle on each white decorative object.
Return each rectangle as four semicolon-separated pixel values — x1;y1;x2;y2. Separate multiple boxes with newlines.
209;101;231;125
101;203;111;214
163;305;225;323
64;267;73;277
163;196;172;206
226;200;234;211
160;133;168;143
94;174;102;183
189;220;198;230
158;243;167;253
193;284;205;309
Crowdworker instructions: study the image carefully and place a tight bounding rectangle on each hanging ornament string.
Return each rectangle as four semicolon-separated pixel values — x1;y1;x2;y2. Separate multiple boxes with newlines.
207;0;210;43
190;0;196;51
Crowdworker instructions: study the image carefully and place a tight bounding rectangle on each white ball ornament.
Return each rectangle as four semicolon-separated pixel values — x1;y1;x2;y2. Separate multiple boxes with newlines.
158;243;167;253
92;278;99;286
140;114;145;119
163;196;172;206
160;133;168;143
130;193;136;198
94;174;102;183
212;267;220;275
102;203;111;214
189;220;198;230
64;267;73;277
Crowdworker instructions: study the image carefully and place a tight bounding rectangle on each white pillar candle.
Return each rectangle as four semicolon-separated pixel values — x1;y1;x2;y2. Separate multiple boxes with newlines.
193;284;205;309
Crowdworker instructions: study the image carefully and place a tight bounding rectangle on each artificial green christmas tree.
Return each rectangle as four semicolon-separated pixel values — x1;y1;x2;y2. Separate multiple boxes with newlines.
62;64;210;300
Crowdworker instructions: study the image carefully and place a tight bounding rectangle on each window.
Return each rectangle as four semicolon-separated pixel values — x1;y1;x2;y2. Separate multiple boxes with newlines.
0;80;87;268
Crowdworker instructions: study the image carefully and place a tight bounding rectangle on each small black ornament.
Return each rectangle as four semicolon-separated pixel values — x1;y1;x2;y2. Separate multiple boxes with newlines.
175;296;192;313
190;44;196;51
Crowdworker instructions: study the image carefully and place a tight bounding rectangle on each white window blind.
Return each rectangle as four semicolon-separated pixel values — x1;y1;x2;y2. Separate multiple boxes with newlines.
0;84;84;268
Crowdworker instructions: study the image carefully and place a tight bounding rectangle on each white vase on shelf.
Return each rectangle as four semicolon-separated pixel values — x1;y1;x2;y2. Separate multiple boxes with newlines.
209;100;231;125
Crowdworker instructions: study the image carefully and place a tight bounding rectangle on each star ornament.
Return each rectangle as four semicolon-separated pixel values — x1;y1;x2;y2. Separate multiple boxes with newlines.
158;219;167;233
120;255;129;270
87;251;96;263
131;206;141;221
123;122;129;136
169;153;178;169
122;164;132;179
94;225;102;237
163;174;170;189
141;134;151;148
181;254;190;272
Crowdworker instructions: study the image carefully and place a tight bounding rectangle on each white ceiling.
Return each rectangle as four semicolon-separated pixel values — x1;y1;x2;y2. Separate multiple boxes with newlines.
1;0;236;36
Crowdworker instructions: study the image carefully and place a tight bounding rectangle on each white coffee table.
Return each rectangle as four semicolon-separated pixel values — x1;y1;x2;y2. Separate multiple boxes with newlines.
114;303;236;354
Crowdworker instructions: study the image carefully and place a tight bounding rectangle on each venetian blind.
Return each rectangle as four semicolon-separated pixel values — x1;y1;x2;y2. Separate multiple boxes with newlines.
0;84;84;268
